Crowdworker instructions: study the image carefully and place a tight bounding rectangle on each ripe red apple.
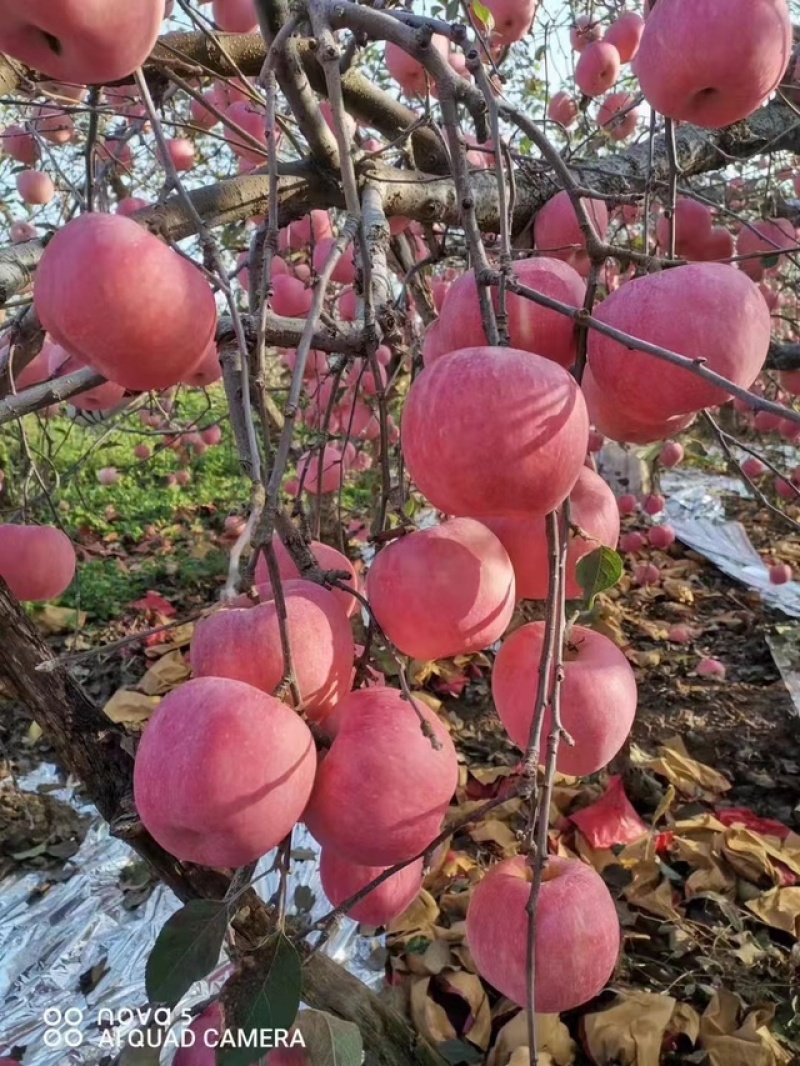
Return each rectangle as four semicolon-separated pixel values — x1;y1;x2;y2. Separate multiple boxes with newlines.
97;467;119;486
0;1;164;84
271;274;313;317
134;444;151;460
597;92;639;140
31;104;74;143
575;41;621;97
201;424;223;446
481;0;537;45
534;190;610;275
741;456;766;478
366;518;515;660
320;849;424;926
384;36;450;97
191;579;354;720
583;364;698;445
648;524;676;549
642;493;665;515
604;12;644;63
656;198;713;257
668;624;693;643
770;562;792;584
659;441;684;467
312;237;356;285
619;531;646;553
753;410;782;433
430;258;586;369
182;340;222;388
134;676;316;867
634;562;660;586
0;523;75;601
303;687;458;865
570;15;603;52
15;169;54;205
492;622;636;774
547;91;579;127
465;856;620;1011
587;264;770;424
402;346;589;518
736;218;796;280
10;220;38;242
479;466;619;601
35;213;217;392
633;0;792;128
618;493;637;515
223;101;271;163
1;124;40;165
116;196;149;217
696;657;726;679
158;137;195;172
212;0;258;32
254;535;358;619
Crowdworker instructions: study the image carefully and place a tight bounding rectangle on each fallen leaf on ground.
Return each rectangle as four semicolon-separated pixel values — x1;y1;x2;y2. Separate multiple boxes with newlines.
35;605;87;634
699;990;792;1066
439;970;492;1049
488;1011;575;1066
745;886;800;936
103;689;159;724
409;977;456;1045
582;990;678;1066
644;736;731;799
140;649;191;695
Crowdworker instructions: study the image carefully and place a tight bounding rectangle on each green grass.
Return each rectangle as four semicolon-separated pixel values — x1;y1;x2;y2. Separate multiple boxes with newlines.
2;387;249;620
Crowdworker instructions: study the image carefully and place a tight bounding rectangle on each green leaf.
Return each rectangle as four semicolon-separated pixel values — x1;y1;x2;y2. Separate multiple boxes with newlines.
575;546;623;607
763;254;780;268
145;900;228;1006
471;0;495;31
219;933;302;1066
293;1009;363;1066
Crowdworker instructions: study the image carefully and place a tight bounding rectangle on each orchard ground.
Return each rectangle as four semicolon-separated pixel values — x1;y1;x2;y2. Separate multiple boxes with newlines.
0;401;798;1061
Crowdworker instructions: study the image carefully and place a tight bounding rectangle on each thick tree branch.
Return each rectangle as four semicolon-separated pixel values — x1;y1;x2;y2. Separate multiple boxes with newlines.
0;582;445;1066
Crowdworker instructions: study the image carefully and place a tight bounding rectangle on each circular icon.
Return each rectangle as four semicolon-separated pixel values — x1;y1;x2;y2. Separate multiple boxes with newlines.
64;1029;83;1048
43;1008;62;1027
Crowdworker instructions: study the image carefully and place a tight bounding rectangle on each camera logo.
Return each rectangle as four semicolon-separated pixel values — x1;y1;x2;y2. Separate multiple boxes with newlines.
43;1008;84;1049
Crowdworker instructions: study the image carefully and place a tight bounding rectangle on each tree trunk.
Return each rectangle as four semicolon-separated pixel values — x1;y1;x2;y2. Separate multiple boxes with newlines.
0;582;444;1066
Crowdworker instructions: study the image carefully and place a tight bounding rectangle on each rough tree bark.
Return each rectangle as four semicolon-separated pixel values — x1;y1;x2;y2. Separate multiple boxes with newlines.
0;582;444;1066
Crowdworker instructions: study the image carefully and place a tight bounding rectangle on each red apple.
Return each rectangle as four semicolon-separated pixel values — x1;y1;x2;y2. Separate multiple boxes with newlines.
384;36;450;97
547;91;579;127
492;622;636;774
0;0;164;84
366;518;515;660
633;0;792;128
402;346;589;518
0;523;75;601
575;41;621;97
35;213;217;392
465;856;619;1011
191;579;354;720
770;562;792;584
604;12;644;63
479;466;619;601
430;258;586;369
133;676;317;867
303;687;458;865
254;535;359;619
320;849;424;925
534;190;610;275
587;264;770;423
